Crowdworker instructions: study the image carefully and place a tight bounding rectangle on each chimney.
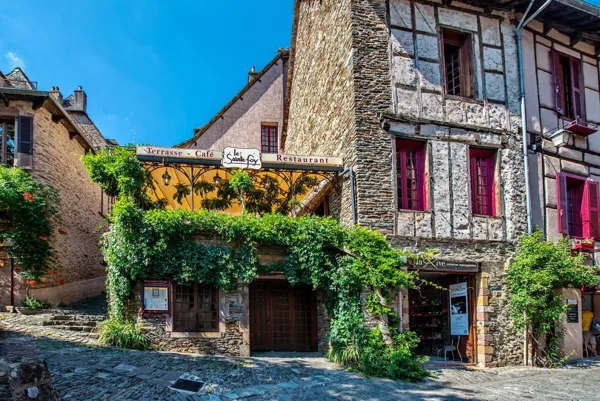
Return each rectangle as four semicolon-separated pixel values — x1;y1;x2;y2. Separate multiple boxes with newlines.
73;86;87;112
50;86;63;104
248;66;259;83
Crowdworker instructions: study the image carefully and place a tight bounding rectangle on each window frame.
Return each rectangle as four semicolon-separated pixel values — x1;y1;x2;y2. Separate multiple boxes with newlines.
552;50;585;122
395;139;426;211
172;283;219;333
556;172;599;239
469;148;496;217
440;28;474;99
261;124;278;154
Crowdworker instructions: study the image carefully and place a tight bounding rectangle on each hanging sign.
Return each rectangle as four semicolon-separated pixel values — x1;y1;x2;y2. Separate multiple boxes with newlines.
222;147;262;170
449;282;469;336
136;146;221;161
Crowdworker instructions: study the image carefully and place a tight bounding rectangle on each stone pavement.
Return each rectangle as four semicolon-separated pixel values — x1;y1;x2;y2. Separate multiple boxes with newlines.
1;312;600;400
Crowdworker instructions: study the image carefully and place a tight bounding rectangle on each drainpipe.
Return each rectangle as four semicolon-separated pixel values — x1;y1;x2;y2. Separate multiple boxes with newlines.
516;0;554;235
515;0;554;367
338;167;357;224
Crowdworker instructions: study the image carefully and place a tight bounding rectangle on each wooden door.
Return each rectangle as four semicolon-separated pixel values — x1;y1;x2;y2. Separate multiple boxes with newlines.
249;281;317;352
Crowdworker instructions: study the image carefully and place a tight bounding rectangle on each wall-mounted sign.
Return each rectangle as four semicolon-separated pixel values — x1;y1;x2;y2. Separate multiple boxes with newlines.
566;299;579;323
136;146;221;161
412;260;480;273
262;153;343;167
222;147;262;169
142;280;170;315
449;282;469;336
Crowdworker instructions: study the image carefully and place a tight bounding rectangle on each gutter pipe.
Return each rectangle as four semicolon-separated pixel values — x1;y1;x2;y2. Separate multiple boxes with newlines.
338;167;357;224
516;0;554;235
515;0;554;367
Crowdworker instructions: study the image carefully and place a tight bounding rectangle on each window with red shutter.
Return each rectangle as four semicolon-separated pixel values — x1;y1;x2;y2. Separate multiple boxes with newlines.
552;51;585;122
396;140;425;211
556;173;598;238
261;125;278;153
470;148;496;216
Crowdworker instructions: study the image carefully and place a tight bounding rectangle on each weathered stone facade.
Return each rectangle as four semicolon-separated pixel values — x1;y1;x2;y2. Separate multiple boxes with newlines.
285;0;528;366
0;74;108;307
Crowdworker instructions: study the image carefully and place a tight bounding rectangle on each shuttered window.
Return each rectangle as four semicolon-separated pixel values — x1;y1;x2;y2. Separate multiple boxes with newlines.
261;125;278;154
396;140;425;211
557;173;599;238
470;148;496;216
552;51;585;121
173;283;219;332
15;115;33;169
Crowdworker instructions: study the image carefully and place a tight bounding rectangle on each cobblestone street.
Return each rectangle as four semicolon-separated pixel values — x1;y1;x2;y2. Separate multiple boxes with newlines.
1;311;599;401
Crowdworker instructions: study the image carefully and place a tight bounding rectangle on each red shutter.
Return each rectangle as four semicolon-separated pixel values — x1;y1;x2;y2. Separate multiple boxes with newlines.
571;58;585;122
556;173;569;234
417;145;426;211
584;180;600;238
552;50;564;115
470;152;478;214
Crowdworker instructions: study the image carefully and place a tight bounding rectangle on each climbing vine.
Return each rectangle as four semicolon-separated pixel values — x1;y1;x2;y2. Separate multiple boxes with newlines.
507;230;598;367
86;148;433;380
0;166;59;280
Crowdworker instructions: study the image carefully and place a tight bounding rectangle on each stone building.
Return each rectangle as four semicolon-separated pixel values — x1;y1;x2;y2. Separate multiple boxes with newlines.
283;0;534;367
0;68;110;307
521;1;600;360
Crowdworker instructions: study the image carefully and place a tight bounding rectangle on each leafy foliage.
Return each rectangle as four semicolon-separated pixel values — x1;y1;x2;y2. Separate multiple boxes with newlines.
0;166;59;279
82;147;166;210
507;230;598;366
86;147;432;381
21;295;50;309
99;318;152;350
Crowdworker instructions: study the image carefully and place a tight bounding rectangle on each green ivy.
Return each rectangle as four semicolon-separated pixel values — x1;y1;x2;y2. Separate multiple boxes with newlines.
0;166;59;280
507;230;598;366
86;148;433;381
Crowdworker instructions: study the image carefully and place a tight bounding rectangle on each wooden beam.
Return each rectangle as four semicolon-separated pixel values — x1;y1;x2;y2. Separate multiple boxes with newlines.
0;93;8;108
31;97;45;110
51;114;65;123
543;20;554;35
570;32;584;48
68;132;80;140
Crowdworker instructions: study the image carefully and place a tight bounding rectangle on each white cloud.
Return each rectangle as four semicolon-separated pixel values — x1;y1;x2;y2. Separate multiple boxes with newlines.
4;52;25;69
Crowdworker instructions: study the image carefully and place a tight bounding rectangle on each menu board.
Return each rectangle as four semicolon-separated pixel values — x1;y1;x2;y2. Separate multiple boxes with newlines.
142;280;170;314
449;282;469;336
566;299;578;323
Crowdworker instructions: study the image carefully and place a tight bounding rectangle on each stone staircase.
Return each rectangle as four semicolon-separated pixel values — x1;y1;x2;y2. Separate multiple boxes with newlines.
41;314;104;338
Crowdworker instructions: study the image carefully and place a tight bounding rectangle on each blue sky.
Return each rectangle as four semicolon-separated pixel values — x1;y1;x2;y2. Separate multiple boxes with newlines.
0;1;293;146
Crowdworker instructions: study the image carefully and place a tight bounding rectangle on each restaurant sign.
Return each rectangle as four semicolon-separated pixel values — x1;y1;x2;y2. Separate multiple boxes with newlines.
222;147;262;170
136;146;343;169
411;260;480;272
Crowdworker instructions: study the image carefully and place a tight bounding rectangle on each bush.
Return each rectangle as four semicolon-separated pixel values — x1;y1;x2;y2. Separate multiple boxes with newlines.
99;319;152;350
20;295;50;309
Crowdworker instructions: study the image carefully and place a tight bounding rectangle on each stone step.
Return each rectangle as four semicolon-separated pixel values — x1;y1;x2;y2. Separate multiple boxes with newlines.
51;325;98;333
47;319;103;325
49;314;105;322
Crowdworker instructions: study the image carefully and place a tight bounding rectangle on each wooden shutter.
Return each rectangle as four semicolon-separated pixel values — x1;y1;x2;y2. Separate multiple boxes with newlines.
552;50;564;115
556;173;569;234
15;115;33;169
584;180;600;238
571;58;585;122
461;35;474;99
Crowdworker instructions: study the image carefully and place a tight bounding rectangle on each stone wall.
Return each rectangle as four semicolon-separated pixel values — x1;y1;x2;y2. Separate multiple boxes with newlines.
0;100;105;307
284;0;356;226
188;55;288;153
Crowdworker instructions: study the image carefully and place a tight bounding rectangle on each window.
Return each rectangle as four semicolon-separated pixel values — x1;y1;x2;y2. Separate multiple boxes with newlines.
557;173;599;238
173;283;218;332
469;148;496;216
261;125;278;153
0;119;15;166
396;140;425;211
552;51;585;121
441;29;473;98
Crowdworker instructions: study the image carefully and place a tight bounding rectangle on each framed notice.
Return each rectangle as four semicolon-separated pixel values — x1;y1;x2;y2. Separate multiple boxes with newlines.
566;299;578;323
142;280;170;315
449;282;469;336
